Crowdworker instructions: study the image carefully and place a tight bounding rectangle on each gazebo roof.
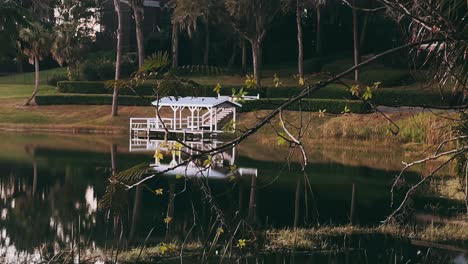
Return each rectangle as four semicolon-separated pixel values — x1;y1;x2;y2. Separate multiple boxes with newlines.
151;96;242;108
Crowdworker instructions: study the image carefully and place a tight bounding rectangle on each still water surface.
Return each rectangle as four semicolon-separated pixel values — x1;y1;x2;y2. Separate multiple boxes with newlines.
0;133;463;263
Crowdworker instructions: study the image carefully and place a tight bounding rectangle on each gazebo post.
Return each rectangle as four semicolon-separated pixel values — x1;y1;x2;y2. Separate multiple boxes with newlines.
209;107;213;132
188;107;195;131
171;106;177;130
179;107;183;129
214;107;218;132
197;108;200;130
232;107;236;130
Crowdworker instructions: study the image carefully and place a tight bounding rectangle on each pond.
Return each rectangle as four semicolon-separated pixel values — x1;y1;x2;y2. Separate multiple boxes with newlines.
0;132;465;263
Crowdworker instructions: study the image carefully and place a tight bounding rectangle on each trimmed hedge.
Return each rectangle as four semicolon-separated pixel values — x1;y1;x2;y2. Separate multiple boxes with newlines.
56;80;354;99
36;94;156;106
373;89;462;107
54;82;463;108
239;98;372;114
321;59;415;86
57;81;155;95
360;68;414;86
36;94;370;113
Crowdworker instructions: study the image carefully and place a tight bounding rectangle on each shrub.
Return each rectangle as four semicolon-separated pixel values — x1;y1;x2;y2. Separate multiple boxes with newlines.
303;58;326;73
36;94;156;106
54;80;463;108
321;58;415;87
57;81;156;95
79;52;137;81
170;65;226;76
47;73;68;86
360;68;414;86
239;98;372;114
57;81;107;93
35;95;370;114
373;89;462;107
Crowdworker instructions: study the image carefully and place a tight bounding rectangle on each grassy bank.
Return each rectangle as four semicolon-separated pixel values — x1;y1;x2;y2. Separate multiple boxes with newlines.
110;222;468;263
0;96;455;146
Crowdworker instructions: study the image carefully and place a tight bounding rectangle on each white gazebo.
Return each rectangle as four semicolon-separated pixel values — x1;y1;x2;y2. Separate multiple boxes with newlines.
130;96;241;140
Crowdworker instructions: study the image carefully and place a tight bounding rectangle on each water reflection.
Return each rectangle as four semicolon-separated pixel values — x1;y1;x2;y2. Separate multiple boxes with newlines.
0;134;464;263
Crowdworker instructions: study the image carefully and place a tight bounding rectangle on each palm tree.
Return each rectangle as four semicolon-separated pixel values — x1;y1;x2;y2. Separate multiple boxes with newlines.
171;21;179;68
128;0;145;67
50;22;83;80
19;22;51;106
112;0;123;117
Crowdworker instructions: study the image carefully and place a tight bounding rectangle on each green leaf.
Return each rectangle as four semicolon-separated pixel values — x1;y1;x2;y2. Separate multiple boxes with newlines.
363;86;373;100
350;85;360;97
273;73;282;87
174;141;183;149
277;132;287;146
318;109;326;117
245;74;257;88
203;155;212;167
342;105;351;114
213;83;222;94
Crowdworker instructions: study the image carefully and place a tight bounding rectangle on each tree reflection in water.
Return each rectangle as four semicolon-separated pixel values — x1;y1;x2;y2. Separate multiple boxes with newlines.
1;137;462;263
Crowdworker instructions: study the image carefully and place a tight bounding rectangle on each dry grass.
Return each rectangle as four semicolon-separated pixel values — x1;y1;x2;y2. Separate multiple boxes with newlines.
117;241;202;262
238;110;455;145
267;222;468;251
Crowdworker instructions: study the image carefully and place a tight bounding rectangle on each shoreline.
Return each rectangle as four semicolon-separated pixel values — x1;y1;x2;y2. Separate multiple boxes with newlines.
0;123;126;134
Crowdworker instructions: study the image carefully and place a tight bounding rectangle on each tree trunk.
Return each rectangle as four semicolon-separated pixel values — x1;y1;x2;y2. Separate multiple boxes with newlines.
110;144;117;176
248;174;257;223
296;0;304;79
133;7;145;68
359;14;369;51
360;0;373;51
165;183;175;240
294;177;301;228
315;5;323;56
129;185;143;242
352;0;360;82
241;39;247;73
112;0;123;117
350;184;356;224
24;56;40;106
203;22;210;65
172;23;179;68
32;159;37;196
227;41;238;69
16;53;23;73
251;40;262;87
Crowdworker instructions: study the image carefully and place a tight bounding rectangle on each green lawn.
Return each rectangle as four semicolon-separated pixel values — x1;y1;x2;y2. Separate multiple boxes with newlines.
0;84;57;99
0;68;66;99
